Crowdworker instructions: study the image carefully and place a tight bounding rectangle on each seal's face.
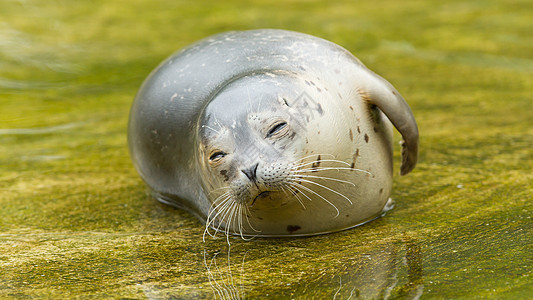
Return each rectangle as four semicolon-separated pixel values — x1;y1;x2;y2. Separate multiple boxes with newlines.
198;76;308;212
195;73;385;238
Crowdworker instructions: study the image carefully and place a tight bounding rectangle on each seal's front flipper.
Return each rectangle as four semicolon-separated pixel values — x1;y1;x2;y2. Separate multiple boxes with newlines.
356;69;419;175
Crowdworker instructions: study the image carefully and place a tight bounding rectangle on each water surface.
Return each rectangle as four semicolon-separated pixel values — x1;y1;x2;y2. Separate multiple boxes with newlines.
1;0;531;298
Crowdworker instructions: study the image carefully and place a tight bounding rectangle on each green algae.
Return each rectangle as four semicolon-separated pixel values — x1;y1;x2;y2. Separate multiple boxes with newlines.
1;0;532;298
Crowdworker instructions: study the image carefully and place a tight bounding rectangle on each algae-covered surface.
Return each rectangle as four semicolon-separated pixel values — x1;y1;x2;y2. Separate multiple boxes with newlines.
1;0;532;298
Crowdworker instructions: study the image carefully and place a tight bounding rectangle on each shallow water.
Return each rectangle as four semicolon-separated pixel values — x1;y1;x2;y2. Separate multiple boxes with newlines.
1;0;532;298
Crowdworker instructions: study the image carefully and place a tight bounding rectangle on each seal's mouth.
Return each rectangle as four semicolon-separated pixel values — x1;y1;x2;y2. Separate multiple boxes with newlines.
251;191;271;205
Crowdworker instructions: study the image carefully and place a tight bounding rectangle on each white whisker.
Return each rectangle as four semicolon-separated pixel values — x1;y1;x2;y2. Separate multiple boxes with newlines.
207;186;230;196
289;153;335;165
288;182;340;217
225;202;238;245
204;209;227;240
292;159;352;169
236;205;256;241
202;124;220;134
296;178;353;205
204;193;232;241
288;184;313;204
205;194;231;225
238;204;244;240
285;185;307;209
243;204;261;233
246;86;253;114
279;185;290;197
288;174;356;186
206;192;231;219
295;167;371;175
214;115;223;131
216;200;235;236
208;197;234;237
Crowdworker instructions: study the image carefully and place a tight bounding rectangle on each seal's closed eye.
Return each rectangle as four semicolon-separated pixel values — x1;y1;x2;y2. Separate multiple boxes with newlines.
209;151;226;164
266;121;288;138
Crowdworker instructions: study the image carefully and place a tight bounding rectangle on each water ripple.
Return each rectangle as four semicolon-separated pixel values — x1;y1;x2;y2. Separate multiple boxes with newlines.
0;122;85;135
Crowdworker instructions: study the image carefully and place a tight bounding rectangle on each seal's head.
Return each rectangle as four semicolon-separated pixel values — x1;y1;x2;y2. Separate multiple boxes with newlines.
197;74;312;232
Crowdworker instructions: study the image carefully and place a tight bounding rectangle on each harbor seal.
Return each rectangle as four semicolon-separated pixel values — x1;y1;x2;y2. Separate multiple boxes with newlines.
128;29;418;238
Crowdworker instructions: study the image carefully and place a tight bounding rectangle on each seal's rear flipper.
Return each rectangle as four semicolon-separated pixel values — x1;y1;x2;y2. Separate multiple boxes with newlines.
356;69;419;175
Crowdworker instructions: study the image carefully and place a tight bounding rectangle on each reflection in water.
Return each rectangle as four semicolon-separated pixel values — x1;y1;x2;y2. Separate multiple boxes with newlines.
197;236;424;299
204;249;246;300
133;202;424;299
399;237;424;299
330;236;423;299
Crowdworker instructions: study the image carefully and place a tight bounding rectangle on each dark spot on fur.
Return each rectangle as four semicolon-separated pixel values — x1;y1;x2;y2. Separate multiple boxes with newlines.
373;127;378;133
220;170;229;181
379;188;384;194
282;97;289;106
364;134;369;143
349;105;353;111
349;128;353;141
299;66;306;71
368;104;382;124
287;225;301;233
310;81;316;86
351;149;360;169
392;90;397;95
317;103;323;115
316;87;322;93
311;155;321;172
289;131;296;140
317;130;320;134
338;93;343;99
305;80;311;86
357;126;361;134
306;137;309;144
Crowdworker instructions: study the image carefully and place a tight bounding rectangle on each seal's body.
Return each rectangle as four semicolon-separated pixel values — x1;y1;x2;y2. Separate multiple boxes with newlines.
128;29;418;237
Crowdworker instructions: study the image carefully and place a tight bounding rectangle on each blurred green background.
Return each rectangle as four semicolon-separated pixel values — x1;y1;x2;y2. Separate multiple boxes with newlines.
1;0;531;298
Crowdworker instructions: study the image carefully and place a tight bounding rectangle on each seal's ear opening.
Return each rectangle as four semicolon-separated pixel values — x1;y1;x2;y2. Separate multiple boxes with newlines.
357;72;419;176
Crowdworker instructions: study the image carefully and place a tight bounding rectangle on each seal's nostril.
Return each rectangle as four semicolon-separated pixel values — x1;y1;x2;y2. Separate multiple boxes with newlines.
242;163;259;181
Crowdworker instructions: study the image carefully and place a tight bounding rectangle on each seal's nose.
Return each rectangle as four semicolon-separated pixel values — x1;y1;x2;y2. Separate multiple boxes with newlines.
241;163;259;182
